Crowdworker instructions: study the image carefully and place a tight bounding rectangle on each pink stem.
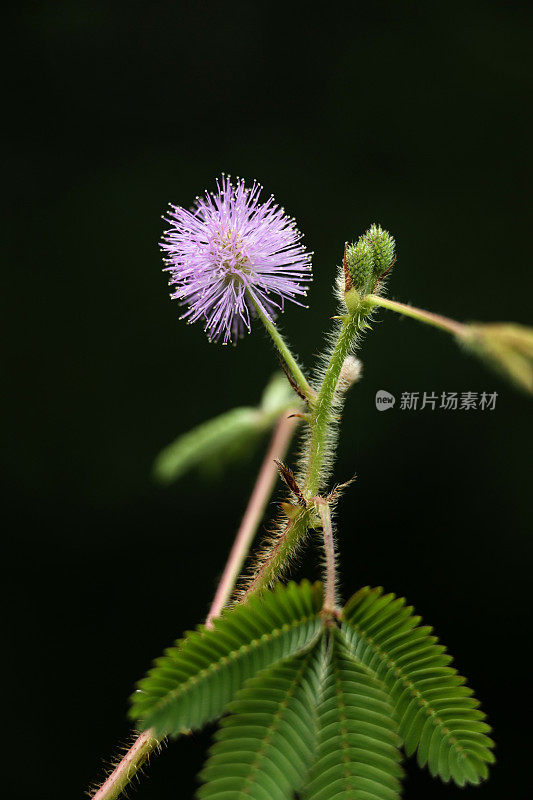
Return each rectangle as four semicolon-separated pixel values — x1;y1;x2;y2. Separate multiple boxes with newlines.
315;499;336;613
89;410;299;800
206;411;299;625
90;730;158;800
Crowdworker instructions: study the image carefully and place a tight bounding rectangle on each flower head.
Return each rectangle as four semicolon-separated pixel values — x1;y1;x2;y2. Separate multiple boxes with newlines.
161;175;312;344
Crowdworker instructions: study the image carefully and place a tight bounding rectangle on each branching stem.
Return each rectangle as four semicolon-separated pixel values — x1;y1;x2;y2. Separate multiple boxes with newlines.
89;411;298;800
244;305;370;596
367;294;467;337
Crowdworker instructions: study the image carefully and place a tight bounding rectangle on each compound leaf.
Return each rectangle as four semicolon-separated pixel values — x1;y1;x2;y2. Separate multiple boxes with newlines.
302;629;404;800
342;587;495;786
129;580;323;738
198;643;323;800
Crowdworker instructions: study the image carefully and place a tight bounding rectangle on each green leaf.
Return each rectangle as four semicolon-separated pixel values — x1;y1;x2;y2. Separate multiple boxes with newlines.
342;587;495;786
152;406;263;483
302;629;403;800
198;644;323;800
462;322;533;394
258;372;298;416
152;372;298;484
129;580;324;738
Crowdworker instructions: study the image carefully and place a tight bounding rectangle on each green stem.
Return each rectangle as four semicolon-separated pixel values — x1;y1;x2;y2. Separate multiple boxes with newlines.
250;296;313;399
244;510;313;596
367;294;467;337
246;306;369;595
304;313;361;496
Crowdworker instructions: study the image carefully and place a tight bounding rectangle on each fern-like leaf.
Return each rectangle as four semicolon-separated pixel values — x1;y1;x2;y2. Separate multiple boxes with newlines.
342;587;495;786
303;629;404;800
129;580;323;737
198;644;322;800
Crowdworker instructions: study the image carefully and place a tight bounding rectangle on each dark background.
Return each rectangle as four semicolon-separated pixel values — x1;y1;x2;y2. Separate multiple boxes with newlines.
4;1;532;798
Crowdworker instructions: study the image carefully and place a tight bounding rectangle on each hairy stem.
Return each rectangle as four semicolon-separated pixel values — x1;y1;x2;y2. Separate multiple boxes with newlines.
251;297;313;399
245;305;369;596
89;412;298;800
206;411;300;624
90;730;159;800
315;500;336;612
304;313;361;496
244;509;313;595
367;294;467;337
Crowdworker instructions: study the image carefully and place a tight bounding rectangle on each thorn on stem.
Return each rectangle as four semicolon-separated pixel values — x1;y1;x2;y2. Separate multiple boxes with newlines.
274;459;307;507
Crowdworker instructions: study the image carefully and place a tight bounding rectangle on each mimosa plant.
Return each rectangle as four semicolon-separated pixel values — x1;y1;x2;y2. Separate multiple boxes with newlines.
90;175;533;800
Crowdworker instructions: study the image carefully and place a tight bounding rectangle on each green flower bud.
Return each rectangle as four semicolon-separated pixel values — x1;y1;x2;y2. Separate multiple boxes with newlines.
344;224;396;295
365;223;396;284
344;238;374;294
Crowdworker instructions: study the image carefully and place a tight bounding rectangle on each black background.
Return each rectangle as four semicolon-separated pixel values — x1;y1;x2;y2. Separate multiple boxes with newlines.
4;2;532;799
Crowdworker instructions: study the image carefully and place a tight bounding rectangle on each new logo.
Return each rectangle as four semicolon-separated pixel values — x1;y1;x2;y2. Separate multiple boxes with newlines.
375;390;396;410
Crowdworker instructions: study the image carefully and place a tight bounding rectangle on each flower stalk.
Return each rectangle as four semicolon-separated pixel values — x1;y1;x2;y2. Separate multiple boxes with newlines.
252;298;314;400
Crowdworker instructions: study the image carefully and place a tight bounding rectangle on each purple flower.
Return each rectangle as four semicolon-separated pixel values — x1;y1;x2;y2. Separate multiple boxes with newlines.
161;175;312;344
